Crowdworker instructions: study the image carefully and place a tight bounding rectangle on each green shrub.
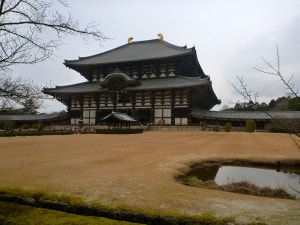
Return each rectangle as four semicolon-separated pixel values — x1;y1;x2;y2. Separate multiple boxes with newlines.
244;119;256;132
212;125;220;132
22;123;30;132
224;123;232;132
95;128;143;134
0;121;15;130
269;127;288;133
32;122;45;132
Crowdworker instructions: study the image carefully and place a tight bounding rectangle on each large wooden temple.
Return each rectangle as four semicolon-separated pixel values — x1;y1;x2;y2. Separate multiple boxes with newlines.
44;35;220;126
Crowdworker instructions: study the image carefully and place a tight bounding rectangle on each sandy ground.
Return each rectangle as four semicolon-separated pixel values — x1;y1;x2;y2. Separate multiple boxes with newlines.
0;131;299;224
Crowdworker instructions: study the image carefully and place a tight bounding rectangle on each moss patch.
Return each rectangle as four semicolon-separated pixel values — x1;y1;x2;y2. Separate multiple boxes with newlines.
0;187;235;225
0;201;143;225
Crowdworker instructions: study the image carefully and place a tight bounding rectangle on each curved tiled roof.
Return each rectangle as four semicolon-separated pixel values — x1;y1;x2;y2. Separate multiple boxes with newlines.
43;76;210;94
44;82;102;94
102;112;136;122
0;112;68;122
64;39;193;66
191;110;300;120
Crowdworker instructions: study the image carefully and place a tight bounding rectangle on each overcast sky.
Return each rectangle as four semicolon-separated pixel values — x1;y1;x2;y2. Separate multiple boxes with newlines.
13;0;300;113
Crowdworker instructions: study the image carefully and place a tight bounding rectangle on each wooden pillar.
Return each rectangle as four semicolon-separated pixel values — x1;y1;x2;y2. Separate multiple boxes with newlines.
113;92;117;111
130;92;136;119
150;91;155;124
95;93;100;125
105;92;108;108
79;94;84;123
171;90;175;126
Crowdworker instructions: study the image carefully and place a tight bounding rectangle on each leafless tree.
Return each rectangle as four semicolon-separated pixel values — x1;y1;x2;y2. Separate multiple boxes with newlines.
230;46;299;145
253;45;298;98
0;0;106;111
0;73;46;113
0;0;106;70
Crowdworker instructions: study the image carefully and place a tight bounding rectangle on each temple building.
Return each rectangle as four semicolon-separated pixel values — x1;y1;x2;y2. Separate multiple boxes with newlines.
44;35;220;126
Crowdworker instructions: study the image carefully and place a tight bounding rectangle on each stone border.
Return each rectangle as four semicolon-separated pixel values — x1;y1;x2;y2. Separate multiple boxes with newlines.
0;194;234;225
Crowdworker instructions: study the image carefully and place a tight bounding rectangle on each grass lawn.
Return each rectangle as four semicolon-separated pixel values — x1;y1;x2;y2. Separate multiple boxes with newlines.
0;201;144;225
0;131;299;225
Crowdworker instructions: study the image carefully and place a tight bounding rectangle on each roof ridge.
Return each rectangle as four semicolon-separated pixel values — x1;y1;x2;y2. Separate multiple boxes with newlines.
64;43;129;63
64;39;192;64
129;39;189;49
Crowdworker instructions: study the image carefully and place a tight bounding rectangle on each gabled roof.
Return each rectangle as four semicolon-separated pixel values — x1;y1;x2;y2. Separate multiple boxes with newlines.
102;112;136;122
43;76;210;94
100;71;140;88
64;39;194;66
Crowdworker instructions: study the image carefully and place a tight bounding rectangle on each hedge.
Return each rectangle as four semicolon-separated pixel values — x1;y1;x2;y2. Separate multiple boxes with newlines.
0;131;74;137
0;129;144;137
212;125;220;132
95;128;143;134
269;127;288;133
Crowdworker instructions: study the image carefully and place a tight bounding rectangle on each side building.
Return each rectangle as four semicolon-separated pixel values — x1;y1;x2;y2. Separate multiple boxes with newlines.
44;37;220;126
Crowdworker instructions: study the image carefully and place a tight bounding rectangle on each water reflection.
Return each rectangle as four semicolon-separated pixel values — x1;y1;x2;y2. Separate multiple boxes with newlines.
187;165;219;182
187;164;300;199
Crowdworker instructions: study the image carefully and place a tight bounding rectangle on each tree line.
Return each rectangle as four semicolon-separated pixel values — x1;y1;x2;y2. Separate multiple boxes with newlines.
225;96;300;111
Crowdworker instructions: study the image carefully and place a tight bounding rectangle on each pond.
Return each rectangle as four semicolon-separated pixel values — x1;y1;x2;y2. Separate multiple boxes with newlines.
185;163;300;199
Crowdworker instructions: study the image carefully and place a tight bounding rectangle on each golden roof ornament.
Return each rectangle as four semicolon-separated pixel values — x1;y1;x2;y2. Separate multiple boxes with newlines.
157;33;164;40
128;37;133;44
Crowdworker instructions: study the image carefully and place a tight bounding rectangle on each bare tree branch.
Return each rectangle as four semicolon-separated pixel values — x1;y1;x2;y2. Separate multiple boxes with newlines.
0;0;107;112
253;45;298;98
230;75;300;139
1;0;22;16
229;76;259;107
0;0;107;70
0;0;7;15
0;73;53;113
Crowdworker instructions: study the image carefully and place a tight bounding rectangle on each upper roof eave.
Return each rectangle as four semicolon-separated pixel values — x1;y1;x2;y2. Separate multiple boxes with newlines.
64;52;193;68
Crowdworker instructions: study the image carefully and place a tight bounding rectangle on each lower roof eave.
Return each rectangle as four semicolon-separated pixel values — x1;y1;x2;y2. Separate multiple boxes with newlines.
43;83;211;95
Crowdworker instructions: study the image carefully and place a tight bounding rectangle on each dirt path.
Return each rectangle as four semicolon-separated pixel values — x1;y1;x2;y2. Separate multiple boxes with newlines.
0;131;299;224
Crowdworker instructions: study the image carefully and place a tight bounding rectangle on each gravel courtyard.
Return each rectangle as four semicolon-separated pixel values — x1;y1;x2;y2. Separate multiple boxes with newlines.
0;131;299;224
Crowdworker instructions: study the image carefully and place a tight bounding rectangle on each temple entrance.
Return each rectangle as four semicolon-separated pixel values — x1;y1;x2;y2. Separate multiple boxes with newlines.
136;108;152;125
96;110;111;125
